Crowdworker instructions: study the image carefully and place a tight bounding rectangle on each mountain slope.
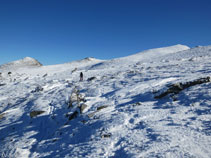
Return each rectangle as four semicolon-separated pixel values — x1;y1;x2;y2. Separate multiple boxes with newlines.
0;45;210;158
88;44;190;70
121;44;190;60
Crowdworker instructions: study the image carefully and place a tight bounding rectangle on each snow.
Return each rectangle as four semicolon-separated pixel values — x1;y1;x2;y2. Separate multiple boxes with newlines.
0;45;211;158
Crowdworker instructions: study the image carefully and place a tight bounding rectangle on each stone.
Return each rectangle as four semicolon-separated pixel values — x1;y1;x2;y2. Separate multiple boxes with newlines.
80;104;87;114
30;111;45;118
97;105;108;111
68;111;79;121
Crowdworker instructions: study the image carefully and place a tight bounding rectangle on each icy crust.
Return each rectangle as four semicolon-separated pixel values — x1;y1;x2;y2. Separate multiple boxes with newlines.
0;45;211;158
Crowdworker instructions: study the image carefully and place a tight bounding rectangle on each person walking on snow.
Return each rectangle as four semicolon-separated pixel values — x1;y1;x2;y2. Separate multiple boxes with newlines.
80;72;83;81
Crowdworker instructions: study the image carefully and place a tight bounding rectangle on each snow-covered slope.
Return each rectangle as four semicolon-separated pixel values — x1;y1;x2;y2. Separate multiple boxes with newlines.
89;44;190;70
0;45;210;158
121;44;190;60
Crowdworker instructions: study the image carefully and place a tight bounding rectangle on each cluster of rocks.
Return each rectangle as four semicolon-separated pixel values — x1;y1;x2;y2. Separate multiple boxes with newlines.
66;87;87;123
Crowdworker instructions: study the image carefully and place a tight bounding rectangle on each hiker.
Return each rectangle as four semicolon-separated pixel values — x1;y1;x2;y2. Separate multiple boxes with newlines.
80;72;83;81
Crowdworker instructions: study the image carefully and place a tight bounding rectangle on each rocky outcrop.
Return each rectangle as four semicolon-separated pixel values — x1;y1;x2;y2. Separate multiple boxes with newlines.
155;77;210;99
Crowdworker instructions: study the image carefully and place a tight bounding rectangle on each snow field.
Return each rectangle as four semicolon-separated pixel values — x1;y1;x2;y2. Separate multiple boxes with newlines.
0;45;210;157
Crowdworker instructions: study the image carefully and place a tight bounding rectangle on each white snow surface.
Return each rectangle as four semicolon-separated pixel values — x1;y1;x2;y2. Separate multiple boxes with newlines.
0;45;211;158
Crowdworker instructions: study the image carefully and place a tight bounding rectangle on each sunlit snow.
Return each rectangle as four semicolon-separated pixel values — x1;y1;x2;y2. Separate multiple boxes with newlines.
0;45;210;158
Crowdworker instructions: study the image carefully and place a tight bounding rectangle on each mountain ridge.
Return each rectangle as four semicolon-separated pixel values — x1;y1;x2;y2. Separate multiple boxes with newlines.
0;44;189;71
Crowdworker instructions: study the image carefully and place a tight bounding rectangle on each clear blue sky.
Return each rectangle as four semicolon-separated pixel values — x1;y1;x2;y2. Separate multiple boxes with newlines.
0;0;211;65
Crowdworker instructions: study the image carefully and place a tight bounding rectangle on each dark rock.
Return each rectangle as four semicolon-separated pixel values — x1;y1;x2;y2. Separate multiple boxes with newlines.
71;68;77;73
67;100;73;108
81;120;87;124
101;133;112;138
0;83;6;86
87;77;96;81
43;73;48;77
68;111;79;121
97;105;108;111
133;102;142;106
30;111;45;118
52;138;58;142
31;86;44;93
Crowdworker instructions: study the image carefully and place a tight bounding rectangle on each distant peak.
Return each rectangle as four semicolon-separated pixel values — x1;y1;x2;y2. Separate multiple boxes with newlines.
83;57;96;61
19;57;43;66
0;57;42;70
23;57;35;61
139;44;190;54
167;44;190;49
144;44;190;52
76;57;102;63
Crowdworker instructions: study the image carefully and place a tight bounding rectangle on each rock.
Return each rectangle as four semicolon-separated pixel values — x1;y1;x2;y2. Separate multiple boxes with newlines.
87;112;96;118
67;100;73;109
30;111;45;118
0;113;5;120
31;86;44;93
0;83;6;87
71;68;77;73
68;111;79;121
97;105;108;111
52;138;58;142
87;77;96;81
87;106;109;118
81;120;87;124
101;133;112;138
43;73;48;77
80;104;87;114
155;77;210;99
133;102;142;106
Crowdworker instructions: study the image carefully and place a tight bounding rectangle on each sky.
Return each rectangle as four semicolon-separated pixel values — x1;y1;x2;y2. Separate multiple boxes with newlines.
0;0;211;65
